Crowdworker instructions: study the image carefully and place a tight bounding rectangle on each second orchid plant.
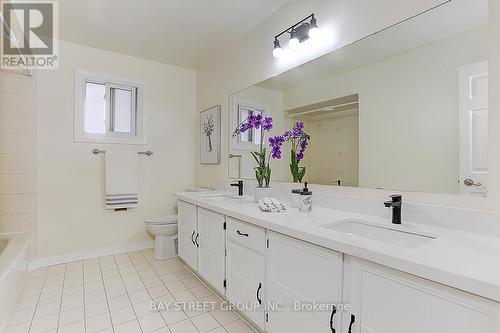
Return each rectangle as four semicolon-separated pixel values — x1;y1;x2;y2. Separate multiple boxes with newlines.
233;112;273;188
269;121;310;183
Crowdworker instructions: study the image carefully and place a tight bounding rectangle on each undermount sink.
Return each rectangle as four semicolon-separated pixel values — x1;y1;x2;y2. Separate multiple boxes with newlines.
200;193;240;201
322;220;437;248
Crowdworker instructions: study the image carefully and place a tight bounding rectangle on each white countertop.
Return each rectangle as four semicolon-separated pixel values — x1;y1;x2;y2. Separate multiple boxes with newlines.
175;191;500;303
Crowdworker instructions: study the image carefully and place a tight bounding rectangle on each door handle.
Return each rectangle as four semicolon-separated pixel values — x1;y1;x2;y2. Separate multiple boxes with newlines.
195;233;199;247
256;282;262;305
464;178;482;187
329;305;336;333
236;230;249;237
348;314;355;333
191;231;195;245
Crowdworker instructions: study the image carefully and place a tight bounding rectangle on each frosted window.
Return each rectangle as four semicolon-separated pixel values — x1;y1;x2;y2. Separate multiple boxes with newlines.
111;88;134;133
84;83;106;134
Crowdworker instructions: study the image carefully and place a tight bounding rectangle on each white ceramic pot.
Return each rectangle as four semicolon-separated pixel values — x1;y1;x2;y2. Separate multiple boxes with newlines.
254;186;272;203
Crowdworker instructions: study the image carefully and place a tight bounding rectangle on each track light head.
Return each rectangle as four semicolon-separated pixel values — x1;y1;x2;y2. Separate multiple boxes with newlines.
273;38;283;58
308;15;319;38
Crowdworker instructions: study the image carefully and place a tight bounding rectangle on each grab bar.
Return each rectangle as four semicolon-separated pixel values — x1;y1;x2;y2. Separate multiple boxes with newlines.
92;149;153;156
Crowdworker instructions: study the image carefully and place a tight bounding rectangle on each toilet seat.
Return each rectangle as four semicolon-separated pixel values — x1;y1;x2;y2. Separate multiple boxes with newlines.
145;215;178;225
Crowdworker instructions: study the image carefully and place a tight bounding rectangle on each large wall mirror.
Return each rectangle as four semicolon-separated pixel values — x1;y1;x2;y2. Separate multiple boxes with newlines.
229;0;488;196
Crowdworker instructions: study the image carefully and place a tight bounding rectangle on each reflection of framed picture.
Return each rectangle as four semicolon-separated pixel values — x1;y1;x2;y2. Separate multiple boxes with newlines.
200;105;221;164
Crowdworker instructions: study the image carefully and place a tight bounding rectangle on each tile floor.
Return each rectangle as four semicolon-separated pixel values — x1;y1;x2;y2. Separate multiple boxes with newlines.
2;250;257;333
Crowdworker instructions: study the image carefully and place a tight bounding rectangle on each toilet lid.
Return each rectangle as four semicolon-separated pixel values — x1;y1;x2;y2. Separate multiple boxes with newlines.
145;215;178;225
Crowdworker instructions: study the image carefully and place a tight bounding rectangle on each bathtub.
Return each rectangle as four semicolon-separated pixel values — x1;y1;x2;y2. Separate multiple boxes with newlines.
0;233;30;330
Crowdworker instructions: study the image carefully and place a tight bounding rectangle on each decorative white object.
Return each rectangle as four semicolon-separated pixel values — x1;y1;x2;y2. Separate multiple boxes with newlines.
254;186;272;203
200;105;221;164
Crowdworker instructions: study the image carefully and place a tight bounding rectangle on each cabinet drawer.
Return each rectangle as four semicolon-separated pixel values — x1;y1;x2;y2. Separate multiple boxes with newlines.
226;217;266;254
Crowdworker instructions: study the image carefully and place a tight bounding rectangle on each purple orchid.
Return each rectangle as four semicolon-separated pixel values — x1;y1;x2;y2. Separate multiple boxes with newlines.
268;121;310;183
233;111;274;188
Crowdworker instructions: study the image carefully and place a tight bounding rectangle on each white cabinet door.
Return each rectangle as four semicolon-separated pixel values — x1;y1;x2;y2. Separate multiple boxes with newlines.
178;201;197;270
343;256;500;333
267;231;343;333
226;219;266;330
197;208;226;294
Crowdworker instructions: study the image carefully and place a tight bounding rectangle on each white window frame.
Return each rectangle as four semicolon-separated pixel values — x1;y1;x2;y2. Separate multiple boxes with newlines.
229;97;270;151
74;69;145;144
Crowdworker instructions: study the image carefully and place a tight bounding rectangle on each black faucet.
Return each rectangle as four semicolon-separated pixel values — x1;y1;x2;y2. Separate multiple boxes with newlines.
230;180;244;196
384;195;402;224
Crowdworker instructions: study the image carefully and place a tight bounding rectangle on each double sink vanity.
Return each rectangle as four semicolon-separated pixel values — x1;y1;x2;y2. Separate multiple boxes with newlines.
175;191;500;333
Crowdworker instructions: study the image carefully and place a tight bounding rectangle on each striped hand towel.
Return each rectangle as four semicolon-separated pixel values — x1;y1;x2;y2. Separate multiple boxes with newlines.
105;150;138;209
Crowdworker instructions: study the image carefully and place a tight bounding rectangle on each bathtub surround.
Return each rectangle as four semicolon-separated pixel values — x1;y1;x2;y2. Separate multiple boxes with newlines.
0;234;30;332
0;71;38;258
36;41;196;259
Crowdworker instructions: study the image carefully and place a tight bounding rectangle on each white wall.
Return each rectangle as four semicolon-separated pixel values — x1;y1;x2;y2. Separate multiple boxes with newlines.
282;26;487;194
196;0;500;210
37;41;196;258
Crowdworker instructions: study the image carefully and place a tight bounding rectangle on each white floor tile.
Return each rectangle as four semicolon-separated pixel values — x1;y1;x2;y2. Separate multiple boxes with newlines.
12;296;38;312
108;294;131;310
8;255;260;333
60;294;84;312
58;319;85;333
128;289;151;304
29;313;58;333
160;307;187;325
58;306;84;326
190;285;213;299
5;307;35;327
207;328;228;333
114;319;143;333
85;312;112;333
138;312;167;332
111;306;136;326
33;301;60;319
210;308;238;325
84;299;109;318
223;320;256;333
133;299;156;318
2;321;31;333
168;319;198;333
190;312;220;333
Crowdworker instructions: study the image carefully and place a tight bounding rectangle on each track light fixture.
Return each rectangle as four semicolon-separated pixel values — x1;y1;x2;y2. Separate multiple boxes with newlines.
272;13;319;58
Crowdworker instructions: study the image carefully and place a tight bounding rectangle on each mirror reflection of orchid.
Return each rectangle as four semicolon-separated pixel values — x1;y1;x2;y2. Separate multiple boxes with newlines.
233;111;273;188
202;114;215;152
269;121;310;183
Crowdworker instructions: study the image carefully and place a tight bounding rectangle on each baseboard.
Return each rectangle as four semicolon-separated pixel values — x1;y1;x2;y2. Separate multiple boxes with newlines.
28;240;154;270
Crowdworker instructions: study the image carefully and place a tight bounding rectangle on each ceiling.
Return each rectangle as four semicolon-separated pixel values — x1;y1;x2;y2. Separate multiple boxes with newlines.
58;0;290;69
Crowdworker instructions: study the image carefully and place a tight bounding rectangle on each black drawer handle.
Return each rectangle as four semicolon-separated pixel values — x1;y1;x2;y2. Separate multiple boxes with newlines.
237;230;249;237
256;282;262;305
195;233;200;247
329;305;336;333
348;314;355;333
191;231;195;245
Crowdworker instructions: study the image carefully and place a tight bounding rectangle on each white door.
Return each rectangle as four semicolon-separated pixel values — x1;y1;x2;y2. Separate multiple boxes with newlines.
266;232;343;333
197;208;226;294
343;256;500;333
226;239;266;330
459;61;488;196
178;201;197;270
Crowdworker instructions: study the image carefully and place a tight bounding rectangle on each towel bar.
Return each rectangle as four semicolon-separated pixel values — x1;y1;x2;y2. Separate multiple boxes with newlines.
92;149;153;156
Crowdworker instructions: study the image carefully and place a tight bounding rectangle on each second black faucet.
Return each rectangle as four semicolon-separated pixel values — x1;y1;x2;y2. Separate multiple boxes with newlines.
384;194;402;224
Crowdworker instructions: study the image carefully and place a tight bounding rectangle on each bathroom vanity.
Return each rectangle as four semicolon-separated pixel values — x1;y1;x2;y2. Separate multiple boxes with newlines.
175;192;500;333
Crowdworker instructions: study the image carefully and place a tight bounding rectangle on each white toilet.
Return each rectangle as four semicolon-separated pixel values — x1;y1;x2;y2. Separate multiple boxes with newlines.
145;215;178;260
145;187;213;260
